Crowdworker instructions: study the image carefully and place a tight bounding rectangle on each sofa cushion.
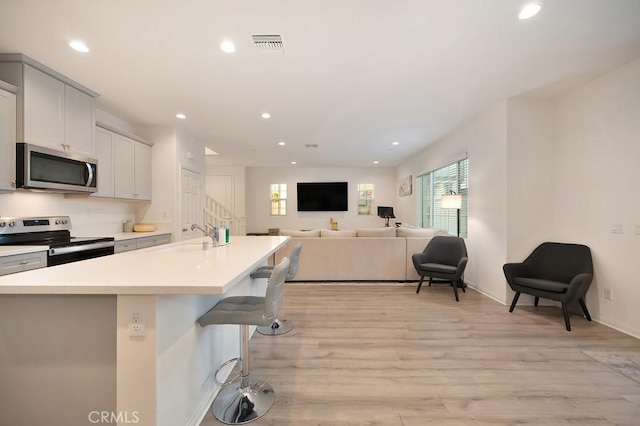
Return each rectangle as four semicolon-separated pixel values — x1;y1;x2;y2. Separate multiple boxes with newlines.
280;229;321;237
320;229;357;237
397;227;447;237
356;227;397;237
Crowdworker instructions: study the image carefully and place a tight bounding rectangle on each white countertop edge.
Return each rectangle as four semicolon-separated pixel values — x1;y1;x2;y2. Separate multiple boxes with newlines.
0;236;289;295
0;246;49;256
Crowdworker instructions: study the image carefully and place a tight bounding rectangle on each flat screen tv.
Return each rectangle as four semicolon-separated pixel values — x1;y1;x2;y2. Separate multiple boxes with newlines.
297;182;348;211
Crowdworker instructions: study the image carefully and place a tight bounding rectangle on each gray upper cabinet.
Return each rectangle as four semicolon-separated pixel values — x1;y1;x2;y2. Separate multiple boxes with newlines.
95;125;152;201
0;54;97;158
0;82;17;192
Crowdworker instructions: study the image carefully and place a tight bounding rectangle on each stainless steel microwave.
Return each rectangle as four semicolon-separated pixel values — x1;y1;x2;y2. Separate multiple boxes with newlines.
16;143;98;193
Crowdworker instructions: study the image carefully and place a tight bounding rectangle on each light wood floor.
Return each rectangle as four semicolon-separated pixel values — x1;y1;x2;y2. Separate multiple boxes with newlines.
201;283;640;425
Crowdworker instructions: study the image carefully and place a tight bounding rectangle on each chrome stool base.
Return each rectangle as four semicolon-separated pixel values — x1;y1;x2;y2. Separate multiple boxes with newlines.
212;380;275;425
257;318;293;336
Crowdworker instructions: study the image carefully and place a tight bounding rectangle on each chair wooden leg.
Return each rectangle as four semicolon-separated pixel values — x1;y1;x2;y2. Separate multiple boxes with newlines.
428;277;432;287
562;303;572;331
460;280;466;293
416;276;424;294
452;279;459;302
534;296;539;306
509;292;520;312
578;298;592;321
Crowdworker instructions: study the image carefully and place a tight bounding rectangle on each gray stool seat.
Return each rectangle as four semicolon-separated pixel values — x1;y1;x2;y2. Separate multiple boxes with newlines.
249;242;302;336
199;296;274;327
199;257;290;425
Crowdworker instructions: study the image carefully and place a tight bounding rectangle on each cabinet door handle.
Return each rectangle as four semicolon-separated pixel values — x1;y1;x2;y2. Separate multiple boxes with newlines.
19;261;28;265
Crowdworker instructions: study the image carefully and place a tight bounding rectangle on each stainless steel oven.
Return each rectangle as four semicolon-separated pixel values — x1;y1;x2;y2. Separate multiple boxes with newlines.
0;216;114;266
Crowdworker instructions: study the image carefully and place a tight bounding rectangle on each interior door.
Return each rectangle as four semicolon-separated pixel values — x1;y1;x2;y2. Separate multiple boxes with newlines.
180;167;202;241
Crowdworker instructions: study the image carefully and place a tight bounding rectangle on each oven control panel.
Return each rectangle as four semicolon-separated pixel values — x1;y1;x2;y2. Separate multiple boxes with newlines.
0;216;72;234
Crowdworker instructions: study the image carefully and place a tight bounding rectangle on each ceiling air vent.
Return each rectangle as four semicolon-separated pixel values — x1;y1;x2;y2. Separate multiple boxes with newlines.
251;34;284;54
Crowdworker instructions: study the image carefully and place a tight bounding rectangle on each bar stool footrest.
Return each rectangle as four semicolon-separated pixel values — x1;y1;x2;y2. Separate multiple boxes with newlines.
214;357;242;386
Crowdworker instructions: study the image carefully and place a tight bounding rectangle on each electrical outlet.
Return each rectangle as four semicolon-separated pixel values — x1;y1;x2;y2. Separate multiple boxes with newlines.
610;223;624;234
128;312;145;336
604;288;613;301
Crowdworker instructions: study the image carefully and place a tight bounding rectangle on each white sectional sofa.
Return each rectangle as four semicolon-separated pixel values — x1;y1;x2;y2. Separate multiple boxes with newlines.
273;227;448;281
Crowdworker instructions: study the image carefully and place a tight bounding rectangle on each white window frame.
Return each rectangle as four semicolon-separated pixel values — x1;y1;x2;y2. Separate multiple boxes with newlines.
416;158;468;237
270;183;287;216
356;183;374;215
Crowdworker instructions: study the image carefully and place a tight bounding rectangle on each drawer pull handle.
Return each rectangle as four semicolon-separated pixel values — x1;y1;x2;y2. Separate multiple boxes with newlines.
20;261;28;265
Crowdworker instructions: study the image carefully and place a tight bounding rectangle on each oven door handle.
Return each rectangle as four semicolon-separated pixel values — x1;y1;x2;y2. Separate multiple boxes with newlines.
49;241;114;256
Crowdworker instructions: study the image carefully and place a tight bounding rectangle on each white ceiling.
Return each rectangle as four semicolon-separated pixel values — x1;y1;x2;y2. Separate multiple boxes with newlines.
1;0;639;167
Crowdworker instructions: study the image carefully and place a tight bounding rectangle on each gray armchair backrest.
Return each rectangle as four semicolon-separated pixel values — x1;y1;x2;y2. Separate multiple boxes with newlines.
524;242;592;283
285;242;303;280
423;236;467;266
264;257;290;322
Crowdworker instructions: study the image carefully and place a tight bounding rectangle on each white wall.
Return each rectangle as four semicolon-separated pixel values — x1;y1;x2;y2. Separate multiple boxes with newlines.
246;167;397;233
505;99;556;260
552;57;640;337
137;126;207;241
396;102;509;302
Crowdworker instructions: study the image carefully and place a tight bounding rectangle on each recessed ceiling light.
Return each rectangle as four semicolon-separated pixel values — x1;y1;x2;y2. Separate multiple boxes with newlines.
220;40;236;53
518;2;543;20
392;141;399;146
278;141;286;146
176;113;186;119
373;161;379;164
69;40;90;53
261;112;271;119
290;161;297;165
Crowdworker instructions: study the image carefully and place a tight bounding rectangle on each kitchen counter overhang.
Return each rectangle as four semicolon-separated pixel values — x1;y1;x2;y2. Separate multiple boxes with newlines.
0;236;289;295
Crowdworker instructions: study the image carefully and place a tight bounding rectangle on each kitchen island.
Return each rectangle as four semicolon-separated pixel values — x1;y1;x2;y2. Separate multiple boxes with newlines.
0;235;289;426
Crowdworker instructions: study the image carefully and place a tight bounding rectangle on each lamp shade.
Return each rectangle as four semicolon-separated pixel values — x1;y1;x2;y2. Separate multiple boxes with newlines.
441;194;462;209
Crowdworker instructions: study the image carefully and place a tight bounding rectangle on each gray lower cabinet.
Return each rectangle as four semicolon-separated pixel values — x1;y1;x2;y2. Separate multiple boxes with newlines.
114;234;171;254
114;240;137;254
0;251;47;276
135;234;171;249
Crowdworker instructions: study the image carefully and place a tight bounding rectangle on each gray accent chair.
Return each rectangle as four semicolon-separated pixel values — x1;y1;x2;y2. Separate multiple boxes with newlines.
250;242;302;335
503;242;593;331
198;257;290;424
412;236;468;301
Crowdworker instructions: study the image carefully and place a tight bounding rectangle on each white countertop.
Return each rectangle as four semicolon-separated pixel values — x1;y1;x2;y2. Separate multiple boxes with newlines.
0;236;289;295
0;246;49;256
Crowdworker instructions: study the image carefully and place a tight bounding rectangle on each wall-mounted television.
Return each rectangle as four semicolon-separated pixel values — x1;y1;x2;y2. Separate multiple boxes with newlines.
297;182;348;211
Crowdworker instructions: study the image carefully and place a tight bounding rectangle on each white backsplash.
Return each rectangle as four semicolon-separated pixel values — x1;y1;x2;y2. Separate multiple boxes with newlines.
0;191;139;236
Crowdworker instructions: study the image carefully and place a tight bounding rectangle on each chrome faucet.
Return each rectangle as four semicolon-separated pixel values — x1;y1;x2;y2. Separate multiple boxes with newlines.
191;223;218;245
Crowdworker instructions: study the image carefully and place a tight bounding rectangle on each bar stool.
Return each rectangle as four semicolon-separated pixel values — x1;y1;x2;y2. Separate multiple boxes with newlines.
250;242;302;336
198;257;290;425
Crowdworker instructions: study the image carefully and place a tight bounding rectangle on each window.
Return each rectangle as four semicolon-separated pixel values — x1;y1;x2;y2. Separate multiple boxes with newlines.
270;183;287;216
356;183;374;215
416;158;468;237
